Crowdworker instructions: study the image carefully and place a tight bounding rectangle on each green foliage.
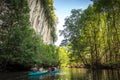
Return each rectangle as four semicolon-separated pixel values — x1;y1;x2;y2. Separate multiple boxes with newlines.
60;0;120;68
60;9;82;46
58;47;70;66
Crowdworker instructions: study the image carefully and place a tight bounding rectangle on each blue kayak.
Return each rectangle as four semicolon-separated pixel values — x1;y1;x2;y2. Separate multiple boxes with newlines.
28;70;58;76
28;71;48;76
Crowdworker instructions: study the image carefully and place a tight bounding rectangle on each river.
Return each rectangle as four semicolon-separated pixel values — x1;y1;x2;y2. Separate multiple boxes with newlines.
0;68;120;80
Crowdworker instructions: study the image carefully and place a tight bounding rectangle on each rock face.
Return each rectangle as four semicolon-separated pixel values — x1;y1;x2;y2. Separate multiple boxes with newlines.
0;0;54;44
28;0;53;44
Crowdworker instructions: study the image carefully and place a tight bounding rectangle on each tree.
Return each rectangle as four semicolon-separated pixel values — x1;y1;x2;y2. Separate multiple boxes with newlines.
60;0;120;68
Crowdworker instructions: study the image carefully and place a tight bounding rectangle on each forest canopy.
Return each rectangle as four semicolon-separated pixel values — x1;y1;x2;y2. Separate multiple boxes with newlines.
60;0;120;68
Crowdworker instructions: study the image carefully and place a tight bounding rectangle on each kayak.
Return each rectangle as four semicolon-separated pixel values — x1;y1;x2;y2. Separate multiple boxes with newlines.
28;71;48;76
28;69;58;76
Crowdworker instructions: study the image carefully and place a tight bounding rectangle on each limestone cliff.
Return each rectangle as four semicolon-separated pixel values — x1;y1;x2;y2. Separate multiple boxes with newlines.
28;0;55;44
0;0;56;44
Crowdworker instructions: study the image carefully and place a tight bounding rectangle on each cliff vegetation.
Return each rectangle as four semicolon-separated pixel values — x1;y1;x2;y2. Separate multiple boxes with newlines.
0;0;58;71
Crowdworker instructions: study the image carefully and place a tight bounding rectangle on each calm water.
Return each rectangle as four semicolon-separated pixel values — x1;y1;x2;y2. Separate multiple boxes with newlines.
0;68;120;80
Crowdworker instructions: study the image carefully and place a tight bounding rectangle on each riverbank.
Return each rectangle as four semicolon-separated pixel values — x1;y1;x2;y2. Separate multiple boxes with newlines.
63;64;120;70
0;62;120;72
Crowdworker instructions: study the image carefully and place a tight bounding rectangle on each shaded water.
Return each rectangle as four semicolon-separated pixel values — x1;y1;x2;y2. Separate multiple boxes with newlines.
0;68;120;80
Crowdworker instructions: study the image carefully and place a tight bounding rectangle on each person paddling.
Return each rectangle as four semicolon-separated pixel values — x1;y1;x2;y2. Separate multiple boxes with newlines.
50;65;56;71
31;64;38;72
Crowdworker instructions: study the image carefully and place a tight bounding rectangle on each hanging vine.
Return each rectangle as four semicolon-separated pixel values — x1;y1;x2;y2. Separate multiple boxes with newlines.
40;0;58;42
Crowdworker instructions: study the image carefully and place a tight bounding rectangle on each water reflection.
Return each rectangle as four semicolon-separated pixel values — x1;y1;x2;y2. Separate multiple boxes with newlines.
0;68;120;80
87;69;120;80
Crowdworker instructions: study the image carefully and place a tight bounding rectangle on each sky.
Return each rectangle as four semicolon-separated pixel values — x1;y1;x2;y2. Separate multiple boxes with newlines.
54;0;93;46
